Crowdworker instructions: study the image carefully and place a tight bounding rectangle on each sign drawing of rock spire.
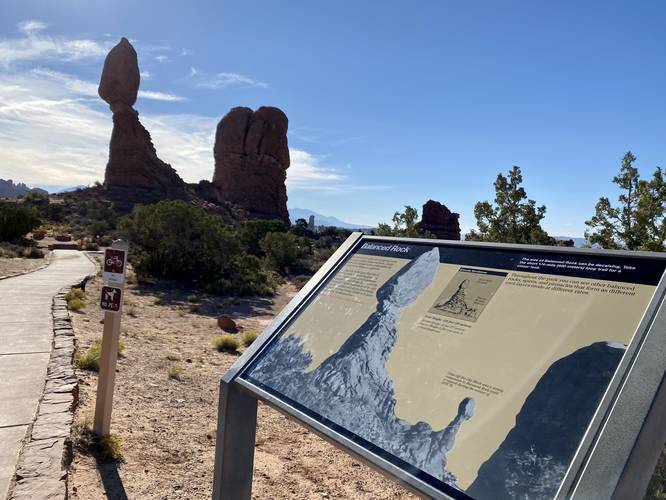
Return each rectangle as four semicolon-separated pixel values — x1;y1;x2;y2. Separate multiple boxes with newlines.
99;37;187;208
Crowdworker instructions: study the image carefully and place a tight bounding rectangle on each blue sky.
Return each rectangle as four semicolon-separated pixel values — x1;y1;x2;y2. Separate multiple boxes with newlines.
1;1;666;236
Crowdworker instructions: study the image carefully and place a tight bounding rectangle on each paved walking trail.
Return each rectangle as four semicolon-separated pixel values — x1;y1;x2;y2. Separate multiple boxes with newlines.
0;251;96;499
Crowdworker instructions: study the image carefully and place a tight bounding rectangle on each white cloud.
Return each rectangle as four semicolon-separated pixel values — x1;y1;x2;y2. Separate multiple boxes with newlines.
29;69;185;102
17;20;48;36
0;69;359;193
195;72;268;90
138;90;186;102
287;150;346;191
0;21;111;67
140;70;151;79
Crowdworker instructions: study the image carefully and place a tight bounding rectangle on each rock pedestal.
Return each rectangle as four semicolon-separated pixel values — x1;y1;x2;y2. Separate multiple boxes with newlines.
212;107;290;224
417;200;461;240
99;38;186;205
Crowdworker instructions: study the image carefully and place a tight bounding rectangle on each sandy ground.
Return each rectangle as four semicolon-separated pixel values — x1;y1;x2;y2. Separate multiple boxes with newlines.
68;270;415;500
0;255;47;277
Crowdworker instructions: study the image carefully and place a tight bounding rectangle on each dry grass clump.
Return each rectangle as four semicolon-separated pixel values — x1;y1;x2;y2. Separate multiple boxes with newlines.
212;334;239;352
241;330;259;347
167;363;184;380
75;338;125;372
70;419;124;461
66;287;85;310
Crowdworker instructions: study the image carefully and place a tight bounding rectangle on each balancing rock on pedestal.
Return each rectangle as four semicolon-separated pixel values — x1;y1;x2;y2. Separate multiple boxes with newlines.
417;200;461;240
99;38;186;207
212;107;290;224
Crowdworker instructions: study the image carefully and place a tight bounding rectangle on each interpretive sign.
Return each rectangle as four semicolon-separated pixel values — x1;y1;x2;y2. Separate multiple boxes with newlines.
213;234;666;500
100;285;122;313
102;247;127;283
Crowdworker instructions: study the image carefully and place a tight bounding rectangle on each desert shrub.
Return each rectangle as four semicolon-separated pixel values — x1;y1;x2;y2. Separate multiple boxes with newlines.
0;202;40;241
22;246;44;258
118;201;276;295
75;340;102;370
99;434;124;460
70;419;124;461
75;338;124;371
167;363;184;380
65;288;85;301
32;229;46;240
67;298;84;311
260;232;312;272
236;219;288;255
241;330;259;347
212;334;239;352
186;294;198;303
165;352;180;361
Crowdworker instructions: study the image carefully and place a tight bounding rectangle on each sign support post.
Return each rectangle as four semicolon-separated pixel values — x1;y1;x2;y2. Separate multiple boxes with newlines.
93;239;128;436
212;380;257;500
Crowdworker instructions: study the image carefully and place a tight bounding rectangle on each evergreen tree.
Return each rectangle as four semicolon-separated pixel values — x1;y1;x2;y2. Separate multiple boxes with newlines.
377;206;427;238
585;151;666;251
466;166;554;245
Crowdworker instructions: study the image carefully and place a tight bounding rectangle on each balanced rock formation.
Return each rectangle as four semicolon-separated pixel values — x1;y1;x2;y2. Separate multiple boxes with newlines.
212;107;290;223
99;38;186;205
417;200;461;240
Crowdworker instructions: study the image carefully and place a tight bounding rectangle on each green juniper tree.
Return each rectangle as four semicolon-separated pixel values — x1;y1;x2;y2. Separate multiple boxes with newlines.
585;151;666;251
465;166;554;245
376;205;424;238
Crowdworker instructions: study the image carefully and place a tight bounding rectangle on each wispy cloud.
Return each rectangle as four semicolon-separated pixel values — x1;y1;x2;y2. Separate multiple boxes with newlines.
287;150;347;191
192;69;268;90
138;90;186;102
0;20;111;67
17;20;48;36
30;68;186;102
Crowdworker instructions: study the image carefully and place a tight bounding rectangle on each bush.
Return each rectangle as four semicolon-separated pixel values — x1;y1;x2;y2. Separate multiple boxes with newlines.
70;419;124;461
212;334;239;352
260;232;312;272
237;219;288;255
0;202;41;241
75;338;124;371
241;330;259;347
67;298;84;311
65;288;85;301
167;363;184;380
22;246;44;259
118;201;276;295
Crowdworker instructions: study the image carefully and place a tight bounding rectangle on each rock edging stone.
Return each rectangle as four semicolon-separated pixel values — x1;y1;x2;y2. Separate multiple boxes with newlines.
10;288;78;499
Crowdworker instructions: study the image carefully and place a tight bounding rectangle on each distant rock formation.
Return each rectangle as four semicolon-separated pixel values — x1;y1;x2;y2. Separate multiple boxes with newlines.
99;38;186;205
417;200;461;240
212;106;290;224
0;179;47;198
467;341;625;499
249;247;474;486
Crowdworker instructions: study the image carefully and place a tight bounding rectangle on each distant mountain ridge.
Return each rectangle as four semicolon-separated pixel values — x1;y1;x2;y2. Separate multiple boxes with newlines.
0;179;48;198
289;208;373;229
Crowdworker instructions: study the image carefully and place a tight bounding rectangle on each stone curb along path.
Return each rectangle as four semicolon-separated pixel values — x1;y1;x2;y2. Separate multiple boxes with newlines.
10;288;79;499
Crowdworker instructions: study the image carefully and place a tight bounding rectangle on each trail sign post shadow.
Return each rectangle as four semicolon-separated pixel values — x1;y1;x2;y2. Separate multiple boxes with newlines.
212;233;666;500
93;240;128;436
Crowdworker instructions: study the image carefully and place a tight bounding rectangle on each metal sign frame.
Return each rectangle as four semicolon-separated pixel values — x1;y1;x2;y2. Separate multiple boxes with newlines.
213;233;666;500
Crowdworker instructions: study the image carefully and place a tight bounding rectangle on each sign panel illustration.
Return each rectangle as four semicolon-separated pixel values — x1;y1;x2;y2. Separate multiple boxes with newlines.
240;242;665;499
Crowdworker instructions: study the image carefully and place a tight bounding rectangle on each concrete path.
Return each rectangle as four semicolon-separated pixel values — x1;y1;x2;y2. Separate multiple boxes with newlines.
0;251;96;499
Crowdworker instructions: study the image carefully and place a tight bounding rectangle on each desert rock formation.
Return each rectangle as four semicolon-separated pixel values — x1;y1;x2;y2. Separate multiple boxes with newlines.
99;38;186;205
417;200;461;240
212;107;290;223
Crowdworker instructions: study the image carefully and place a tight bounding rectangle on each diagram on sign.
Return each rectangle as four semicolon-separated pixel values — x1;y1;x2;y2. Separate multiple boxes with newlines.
430;268;507;322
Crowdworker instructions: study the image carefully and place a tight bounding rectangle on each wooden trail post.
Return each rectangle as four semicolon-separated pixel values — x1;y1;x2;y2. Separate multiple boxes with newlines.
93;239;128;436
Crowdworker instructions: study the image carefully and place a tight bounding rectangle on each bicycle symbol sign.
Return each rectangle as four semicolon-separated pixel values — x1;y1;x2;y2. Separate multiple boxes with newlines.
102;248;127;283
